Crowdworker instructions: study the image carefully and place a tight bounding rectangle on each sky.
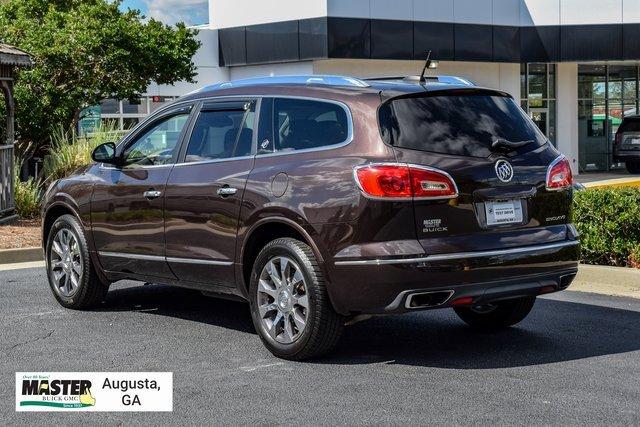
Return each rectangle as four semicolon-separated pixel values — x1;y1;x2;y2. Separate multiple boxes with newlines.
119;0;209;26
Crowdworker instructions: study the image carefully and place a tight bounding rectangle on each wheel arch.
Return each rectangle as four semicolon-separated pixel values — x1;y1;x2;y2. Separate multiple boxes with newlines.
42;201;81;248
239;217;325;297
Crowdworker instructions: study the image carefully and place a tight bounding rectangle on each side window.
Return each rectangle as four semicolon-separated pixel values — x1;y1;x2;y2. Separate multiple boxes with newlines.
184;103;255;162
122;113;189;166
273;98;349;152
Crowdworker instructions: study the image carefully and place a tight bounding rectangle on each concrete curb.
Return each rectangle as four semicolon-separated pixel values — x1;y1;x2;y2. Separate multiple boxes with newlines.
583;177;640;188
0;247;43;264
571;264;640;299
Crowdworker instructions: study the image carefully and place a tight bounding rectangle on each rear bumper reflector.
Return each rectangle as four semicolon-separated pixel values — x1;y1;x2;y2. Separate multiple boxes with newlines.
333;240;579;266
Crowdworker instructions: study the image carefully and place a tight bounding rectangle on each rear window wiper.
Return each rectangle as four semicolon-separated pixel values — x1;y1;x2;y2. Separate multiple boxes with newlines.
491;138;535;150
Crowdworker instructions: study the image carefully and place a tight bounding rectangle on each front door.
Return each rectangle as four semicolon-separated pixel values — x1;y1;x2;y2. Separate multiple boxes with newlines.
91;105;193;279
163;99;257;286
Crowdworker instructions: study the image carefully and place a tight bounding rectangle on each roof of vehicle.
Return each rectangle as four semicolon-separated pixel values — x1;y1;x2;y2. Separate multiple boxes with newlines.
179;74;510;103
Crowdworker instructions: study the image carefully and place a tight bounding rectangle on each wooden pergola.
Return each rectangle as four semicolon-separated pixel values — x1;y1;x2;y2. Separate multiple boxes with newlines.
0;44;31;222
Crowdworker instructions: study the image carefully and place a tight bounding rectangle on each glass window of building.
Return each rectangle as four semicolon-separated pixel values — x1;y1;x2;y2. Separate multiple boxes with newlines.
122;97;148;115
520;63;556;145
99;99;120;115
578;65;640;172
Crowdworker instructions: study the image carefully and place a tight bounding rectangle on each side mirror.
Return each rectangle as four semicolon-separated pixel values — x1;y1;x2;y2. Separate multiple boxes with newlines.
91;142;118;164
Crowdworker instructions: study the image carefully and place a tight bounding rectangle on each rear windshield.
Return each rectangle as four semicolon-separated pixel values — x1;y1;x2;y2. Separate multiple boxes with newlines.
379;93;547;158
619;118;640;133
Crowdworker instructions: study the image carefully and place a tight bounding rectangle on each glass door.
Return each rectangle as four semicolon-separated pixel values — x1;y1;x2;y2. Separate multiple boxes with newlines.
529;108;548;137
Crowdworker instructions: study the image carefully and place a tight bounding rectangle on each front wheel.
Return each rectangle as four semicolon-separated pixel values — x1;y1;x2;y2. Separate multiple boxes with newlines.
453;296;536;330
249;238;344;360
45;214;109;309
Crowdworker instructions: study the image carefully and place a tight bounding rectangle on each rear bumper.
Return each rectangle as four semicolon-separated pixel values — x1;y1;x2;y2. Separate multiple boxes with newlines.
325;239;580;315
613;149;640;162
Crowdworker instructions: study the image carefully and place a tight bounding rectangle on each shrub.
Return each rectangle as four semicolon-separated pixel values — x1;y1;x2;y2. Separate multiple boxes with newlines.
573;187;640;268
13;163;41;219
43;122;125;183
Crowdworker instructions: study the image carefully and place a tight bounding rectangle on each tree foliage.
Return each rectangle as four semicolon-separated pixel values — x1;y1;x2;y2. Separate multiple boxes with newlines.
0;0;200;154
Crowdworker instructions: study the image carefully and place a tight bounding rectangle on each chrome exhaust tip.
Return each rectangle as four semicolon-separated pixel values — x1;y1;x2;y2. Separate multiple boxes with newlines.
405;290;455;309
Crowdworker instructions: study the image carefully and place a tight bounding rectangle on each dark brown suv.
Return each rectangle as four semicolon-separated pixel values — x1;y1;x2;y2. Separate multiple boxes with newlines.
41;75;580;360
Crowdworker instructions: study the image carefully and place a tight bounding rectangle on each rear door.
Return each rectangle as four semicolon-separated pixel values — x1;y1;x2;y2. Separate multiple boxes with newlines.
163;98;257;287
378;89;572;254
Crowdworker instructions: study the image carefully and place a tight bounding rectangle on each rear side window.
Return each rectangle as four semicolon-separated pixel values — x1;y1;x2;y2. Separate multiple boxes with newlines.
185;105;254;162
273;98;349;152
379;93;546;158
619;118;640;133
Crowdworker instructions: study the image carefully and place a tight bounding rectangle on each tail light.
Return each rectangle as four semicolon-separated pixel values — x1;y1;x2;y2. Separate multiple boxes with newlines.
615;131;622;146
546;156;573;191
354;163;458;200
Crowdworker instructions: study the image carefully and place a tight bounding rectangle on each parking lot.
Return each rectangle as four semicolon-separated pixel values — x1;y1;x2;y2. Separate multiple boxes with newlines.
2;266;640;425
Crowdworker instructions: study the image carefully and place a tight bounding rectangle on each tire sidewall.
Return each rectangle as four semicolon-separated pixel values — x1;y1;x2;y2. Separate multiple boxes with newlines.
45;214;92;307
249;240;318;358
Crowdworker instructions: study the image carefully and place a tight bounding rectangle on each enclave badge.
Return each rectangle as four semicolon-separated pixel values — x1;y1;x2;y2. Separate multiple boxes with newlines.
495;159;514;183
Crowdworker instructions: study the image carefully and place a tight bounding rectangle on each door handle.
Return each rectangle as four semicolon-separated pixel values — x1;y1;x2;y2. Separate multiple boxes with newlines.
217;187;237;197
143;190;162;199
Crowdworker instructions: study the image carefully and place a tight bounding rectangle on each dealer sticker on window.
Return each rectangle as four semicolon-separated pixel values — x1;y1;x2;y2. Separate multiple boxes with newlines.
15;372;172;412
485;200;523;226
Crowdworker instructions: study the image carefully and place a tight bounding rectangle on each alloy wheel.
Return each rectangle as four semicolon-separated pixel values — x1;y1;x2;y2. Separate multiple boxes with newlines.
257;256;309;344
49;228;83;298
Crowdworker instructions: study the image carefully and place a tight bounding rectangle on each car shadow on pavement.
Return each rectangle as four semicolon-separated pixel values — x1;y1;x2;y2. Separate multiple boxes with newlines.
327;297;640;369
99;283;255;334
99;284;640;369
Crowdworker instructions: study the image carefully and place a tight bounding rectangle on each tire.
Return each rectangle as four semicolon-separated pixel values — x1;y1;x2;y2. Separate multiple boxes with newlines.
45;214;109;309
453;296;536;330
625;161;640;174
248;238;344;360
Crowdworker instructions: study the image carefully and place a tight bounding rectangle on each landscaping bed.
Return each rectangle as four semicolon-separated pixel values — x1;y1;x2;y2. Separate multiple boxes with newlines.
0;219;40;249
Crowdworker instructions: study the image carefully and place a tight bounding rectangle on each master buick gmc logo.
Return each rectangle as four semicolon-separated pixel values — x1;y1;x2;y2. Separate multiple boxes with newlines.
495;160;514;183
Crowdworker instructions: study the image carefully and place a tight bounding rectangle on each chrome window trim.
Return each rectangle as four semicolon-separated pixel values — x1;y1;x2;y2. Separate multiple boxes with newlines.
99;94;355;168
333;240;579;266
172;155;255;167
352;162;459;202
98;251;233;266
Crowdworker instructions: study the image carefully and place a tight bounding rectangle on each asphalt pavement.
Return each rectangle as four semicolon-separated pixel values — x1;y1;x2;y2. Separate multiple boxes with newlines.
2;266;639;425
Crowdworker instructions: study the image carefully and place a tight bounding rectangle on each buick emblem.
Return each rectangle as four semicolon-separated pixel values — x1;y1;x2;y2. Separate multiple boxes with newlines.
495;160;514;183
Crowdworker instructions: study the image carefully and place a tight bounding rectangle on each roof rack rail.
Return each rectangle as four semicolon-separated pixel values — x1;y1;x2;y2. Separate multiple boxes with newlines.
199;75;370;92
365;75;476;86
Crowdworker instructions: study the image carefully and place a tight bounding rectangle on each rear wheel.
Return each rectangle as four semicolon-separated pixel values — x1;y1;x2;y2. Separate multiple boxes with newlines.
626;161;640;174
46;214;109;309
249;238;343;360
453;296;536;330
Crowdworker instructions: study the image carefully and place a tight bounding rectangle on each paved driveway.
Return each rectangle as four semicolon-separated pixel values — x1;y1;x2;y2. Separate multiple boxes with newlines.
2;267;639;425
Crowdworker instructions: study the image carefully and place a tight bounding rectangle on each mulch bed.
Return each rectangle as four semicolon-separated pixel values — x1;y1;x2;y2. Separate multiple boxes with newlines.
0;218;41;249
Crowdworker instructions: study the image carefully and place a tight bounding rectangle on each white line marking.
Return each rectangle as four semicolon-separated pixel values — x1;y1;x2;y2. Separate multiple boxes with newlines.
0;260;45;271
239;362;284;372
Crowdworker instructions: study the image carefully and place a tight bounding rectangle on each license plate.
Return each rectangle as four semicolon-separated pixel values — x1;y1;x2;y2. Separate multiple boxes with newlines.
485;200;523;226
630;138;640;145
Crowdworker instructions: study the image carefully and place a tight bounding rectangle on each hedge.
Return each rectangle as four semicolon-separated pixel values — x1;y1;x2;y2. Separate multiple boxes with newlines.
573;187;640;268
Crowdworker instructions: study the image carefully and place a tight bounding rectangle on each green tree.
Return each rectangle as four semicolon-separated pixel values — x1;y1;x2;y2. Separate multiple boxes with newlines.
0;0;200;157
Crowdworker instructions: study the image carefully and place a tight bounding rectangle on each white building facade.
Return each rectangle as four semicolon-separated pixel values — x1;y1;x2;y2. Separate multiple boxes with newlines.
104;0;640;175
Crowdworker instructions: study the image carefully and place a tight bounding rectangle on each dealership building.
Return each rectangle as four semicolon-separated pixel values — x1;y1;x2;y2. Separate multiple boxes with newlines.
98;0;640;175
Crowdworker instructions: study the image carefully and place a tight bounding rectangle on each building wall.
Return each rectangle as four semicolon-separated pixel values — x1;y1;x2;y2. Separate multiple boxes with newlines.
209;0;640;28
313;59;520;99
210;0;326;29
